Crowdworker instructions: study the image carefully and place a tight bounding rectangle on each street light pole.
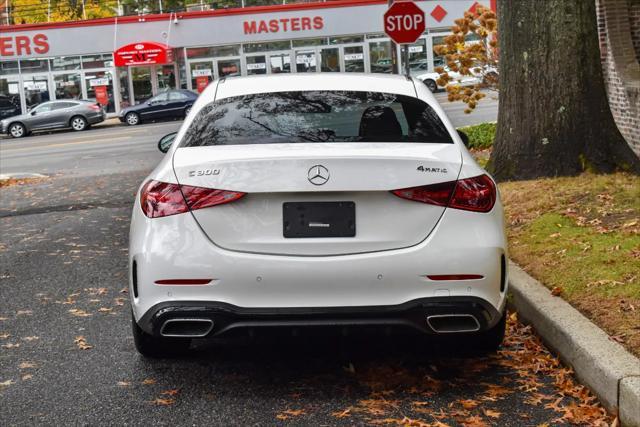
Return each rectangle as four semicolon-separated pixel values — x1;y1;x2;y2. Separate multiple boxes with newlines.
388;0;398;74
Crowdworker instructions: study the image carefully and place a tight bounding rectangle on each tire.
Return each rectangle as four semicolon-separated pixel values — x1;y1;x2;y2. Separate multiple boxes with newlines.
125;112;140;126
8;122;26;138
131;313;191;358
70;115;88;131
423;79;438;93
184;106;192;118
470;310;506;354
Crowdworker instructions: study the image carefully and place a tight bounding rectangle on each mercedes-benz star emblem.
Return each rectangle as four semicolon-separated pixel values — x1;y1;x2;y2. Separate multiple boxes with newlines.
308;165;330;185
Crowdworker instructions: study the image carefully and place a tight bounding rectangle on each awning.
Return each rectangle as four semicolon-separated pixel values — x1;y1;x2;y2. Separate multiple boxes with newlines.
114;41;173;67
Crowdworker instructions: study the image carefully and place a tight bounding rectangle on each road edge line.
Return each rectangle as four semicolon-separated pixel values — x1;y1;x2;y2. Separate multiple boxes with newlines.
508;261;640;426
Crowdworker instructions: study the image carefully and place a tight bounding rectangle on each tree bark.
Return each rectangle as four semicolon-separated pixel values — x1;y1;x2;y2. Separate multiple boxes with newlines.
488;0;640;180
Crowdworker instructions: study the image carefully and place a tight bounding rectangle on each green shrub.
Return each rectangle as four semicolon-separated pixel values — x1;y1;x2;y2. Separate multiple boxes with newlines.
457;122;496;150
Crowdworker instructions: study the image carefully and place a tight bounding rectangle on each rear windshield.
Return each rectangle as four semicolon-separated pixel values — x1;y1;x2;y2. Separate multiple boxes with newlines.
180;90;453;146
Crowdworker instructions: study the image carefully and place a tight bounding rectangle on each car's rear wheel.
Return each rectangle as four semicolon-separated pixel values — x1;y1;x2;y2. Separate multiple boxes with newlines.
423;79;437;93
125;112;140;126
8;122;26;138
131;313;191;358
70;115;88;131
470;310;506;354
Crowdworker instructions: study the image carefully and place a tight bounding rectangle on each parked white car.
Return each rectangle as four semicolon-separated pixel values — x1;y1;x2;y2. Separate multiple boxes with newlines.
417;65;497;92
129;73;508;357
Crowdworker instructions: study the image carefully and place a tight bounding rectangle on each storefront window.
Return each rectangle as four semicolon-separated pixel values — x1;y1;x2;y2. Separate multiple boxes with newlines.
217;59;241;77
157;65;176;90
23;75;50;110
369;40;393;73
128;67;152;104
295;50;317;72
50;56;81;71
190;61;213;91
82;53;113;69
243;41;291;53
330;35;364;44
246;55;267;75
292;38;327;48
20;59;50;74
85;70;115;112
0;61;20;75
269;53;291;73
407;39;428;76
118;68;131;109
186;45;241;59
344;46;365;72
319;48;340;72
54;74;82;99
0;75;22;118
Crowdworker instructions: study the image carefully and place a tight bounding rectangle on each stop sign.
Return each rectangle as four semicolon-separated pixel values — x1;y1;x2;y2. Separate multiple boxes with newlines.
384;1;426;44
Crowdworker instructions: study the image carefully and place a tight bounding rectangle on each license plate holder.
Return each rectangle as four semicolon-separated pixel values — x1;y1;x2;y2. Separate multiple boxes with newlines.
283;201;355;238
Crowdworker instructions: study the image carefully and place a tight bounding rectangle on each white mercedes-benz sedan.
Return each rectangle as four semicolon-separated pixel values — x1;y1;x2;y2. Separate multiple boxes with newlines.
129;73;508;357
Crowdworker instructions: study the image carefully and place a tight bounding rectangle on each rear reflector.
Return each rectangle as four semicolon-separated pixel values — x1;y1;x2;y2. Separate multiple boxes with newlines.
391;174;496;213
426;274;484;280
154;279;212;285
140;180;245;218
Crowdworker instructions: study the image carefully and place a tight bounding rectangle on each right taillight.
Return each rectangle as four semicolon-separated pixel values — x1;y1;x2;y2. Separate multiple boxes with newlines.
391;174;496;213
140;180;245;218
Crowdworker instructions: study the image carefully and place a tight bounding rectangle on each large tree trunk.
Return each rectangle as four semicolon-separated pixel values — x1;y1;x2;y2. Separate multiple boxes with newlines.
488;0;640;180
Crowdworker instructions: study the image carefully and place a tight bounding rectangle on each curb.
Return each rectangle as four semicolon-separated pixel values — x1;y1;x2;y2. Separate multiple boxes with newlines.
508;262;640;426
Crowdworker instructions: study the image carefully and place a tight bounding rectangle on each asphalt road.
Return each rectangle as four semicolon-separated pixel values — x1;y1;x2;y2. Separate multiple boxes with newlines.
0;94;611;426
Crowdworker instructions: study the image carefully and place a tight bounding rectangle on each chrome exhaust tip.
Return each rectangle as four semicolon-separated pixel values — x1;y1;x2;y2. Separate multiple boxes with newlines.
426;314;481;333
160;318;214;338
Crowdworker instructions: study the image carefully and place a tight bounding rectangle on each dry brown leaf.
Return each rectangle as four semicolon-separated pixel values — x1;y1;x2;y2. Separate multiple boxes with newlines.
483;408;501;419
74;336;93;350
0;333;10;339
142;378;156;385
551;287;563;296
117;381;131;387
0;379;15;387
68;309;92;317
19;361;37;369
22;336;39;341
161;389;181;396
21;374;33;381
2;343;20;349
331;408;352;418
151;398;175;406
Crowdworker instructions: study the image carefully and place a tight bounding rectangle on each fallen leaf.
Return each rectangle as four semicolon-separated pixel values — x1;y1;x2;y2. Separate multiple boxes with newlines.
331;408;352;418
0;333;10;339
551;287;563;296
21;374;33;381
97;308;113;313
22;336;39;341
151;398;175;406
16;310;32;316
483;409;501;419
459;399;479;410
117;381;131;387
74;336;93;350
2;343;20;349
19;362;37;369
0;379;15;387
142;378;156;385
68;309;92;317
161;389;180;396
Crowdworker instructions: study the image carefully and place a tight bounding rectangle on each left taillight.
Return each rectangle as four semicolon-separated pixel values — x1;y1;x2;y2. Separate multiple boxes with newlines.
140;180;245;218
90;104;101;111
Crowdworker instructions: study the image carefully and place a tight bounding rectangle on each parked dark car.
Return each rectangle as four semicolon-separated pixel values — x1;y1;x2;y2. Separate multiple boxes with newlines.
1;100;106;138
119;89;197;126
0;96;21;120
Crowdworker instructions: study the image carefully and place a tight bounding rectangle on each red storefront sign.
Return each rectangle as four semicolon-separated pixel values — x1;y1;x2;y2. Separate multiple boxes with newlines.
195;76;209;93
384;2;425;44
114;41;173;67
94;86;109;106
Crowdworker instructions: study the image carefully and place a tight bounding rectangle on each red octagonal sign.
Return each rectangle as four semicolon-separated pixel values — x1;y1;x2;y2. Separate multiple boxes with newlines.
384;1;426;44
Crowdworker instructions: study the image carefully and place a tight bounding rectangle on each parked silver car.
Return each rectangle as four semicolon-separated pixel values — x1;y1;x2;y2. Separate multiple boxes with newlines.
1;100;106;138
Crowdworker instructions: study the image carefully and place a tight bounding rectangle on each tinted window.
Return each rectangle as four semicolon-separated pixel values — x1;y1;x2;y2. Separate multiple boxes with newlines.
151;92;169;103
169;91;189;101
52;102;77;109
33;103;53;113
180;91;453;147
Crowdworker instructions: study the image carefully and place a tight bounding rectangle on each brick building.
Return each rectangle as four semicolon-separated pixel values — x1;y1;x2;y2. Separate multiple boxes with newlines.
596;0;640;157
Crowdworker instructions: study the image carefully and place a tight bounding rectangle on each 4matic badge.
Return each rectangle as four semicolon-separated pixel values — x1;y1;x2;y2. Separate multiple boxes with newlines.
416;166;447;173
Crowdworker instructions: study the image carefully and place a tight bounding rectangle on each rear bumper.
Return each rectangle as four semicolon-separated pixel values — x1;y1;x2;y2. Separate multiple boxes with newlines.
87;113;105;124
137;297;503;337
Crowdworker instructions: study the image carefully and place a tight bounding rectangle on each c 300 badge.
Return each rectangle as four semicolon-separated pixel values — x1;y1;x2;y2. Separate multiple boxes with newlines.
188;168;220;177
